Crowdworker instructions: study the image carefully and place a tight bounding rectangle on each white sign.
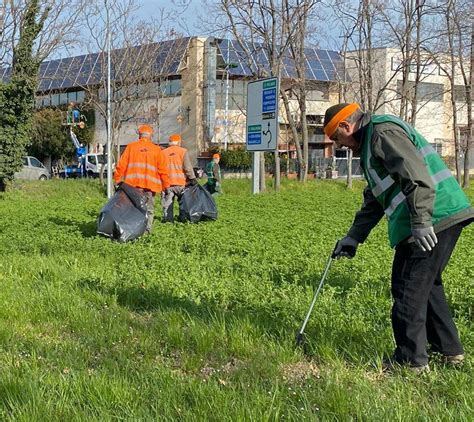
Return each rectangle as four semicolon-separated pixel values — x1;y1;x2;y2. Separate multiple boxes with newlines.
246;77;279;151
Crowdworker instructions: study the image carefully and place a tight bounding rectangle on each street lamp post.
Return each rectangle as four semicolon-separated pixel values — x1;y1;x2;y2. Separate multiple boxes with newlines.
105;0;113;198
223;43;230;152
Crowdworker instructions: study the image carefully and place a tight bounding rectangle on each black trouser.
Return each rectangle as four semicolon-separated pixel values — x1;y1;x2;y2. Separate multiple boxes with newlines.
391;224;464;366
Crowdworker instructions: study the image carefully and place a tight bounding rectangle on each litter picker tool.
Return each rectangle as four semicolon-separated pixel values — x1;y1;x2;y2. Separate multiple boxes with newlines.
295;241;356;347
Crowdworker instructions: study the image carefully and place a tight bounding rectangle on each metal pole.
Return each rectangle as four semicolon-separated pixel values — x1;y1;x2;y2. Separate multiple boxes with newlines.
106;0;113;198
223;40;230;151
252;151;260;194
296;255;333;342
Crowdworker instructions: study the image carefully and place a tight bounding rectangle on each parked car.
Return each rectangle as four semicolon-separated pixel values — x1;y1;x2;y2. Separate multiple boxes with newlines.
15;156;51;180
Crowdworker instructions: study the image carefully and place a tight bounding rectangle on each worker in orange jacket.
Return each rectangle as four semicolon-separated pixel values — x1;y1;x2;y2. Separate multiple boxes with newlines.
161;133;197;222
114;124;170;233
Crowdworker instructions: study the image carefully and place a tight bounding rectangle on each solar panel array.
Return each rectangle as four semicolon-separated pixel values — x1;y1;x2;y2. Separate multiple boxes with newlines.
0;37;347;91
0;37;190;92
217;38;347;82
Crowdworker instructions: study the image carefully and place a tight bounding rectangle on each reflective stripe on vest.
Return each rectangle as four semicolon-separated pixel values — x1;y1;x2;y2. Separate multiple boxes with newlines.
127;162;158;172
168;172;186;180
124;173;162;185
384;191;406;217
366;136;454;196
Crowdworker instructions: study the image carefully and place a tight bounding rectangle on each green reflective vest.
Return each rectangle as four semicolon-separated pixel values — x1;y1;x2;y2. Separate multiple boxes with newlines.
206;161;220;183
361;114;472;247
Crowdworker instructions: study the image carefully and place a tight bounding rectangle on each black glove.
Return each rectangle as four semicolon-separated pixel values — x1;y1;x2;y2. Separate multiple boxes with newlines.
332;236;358;259
114;182;122;191
188;179;198;186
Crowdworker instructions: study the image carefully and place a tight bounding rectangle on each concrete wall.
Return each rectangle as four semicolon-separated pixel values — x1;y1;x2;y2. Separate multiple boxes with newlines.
181;37;206;163
93;96;182;151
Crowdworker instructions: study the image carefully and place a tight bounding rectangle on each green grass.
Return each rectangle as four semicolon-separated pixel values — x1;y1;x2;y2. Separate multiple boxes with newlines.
0;178;473;420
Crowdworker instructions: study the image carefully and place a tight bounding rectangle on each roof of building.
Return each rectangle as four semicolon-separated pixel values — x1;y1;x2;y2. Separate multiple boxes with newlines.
0;36;346;92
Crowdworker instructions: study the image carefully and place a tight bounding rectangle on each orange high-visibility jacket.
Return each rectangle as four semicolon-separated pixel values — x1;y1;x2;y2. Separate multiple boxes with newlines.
162;145;188;186
114;139;170;193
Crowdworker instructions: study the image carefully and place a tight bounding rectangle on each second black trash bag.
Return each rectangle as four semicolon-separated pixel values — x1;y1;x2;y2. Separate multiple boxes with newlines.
97;183;148;242
178;184;218;223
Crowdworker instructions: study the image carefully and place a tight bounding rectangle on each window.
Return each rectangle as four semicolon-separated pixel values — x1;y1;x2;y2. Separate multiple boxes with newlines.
59;92;69;105
160;79;182;96
397;81;444;103
391;57;438;75
430;141;443;155
307;115;324;125
23;157;28;166
453;85;466;103
51;94;60;106
76;90;85;103
88;155;97;165
30;157;43;168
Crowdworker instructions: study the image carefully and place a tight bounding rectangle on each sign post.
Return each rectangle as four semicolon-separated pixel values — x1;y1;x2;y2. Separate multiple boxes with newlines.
246;77;279;194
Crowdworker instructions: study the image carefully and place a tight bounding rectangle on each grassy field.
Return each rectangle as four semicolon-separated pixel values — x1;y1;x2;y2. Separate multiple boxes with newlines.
0;178;473;420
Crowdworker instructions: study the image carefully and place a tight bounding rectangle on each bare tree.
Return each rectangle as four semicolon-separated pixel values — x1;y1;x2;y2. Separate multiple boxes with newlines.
210;0;321;187
0;0;86;68
80;0;189;164
431;0;472;186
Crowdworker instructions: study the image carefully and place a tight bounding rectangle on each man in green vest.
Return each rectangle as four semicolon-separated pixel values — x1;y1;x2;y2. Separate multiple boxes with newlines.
205;153;222;195
324;103;474;372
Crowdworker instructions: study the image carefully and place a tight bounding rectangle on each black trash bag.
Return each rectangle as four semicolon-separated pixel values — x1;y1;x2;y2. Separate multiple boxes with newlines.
97;183;148;242
178;184;218;223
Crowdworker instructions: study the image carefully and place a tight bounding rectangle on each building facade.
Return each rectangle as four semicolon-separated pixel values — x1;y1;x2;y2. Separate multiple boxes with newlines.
345;47;472;169
3;36;345;166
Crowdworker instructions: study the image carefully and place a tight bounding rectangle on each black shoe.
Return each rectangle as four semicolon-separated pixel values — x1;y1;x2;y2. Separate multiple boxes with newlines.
382;357;430;373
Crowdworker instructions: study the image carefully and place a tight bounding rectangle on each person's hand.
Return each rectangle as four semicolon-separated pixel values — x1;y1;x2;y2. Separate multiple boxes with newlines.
332;236;359;259
412;226;438;252
188;179;198;186
114;182;122;191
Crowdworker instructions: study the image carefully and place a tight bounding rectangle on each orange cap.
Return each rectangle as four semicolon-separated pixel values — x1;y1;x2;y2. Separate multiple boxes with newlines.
323;103;360;138
169;133;181;143
213;153;220;159
138;124;153;136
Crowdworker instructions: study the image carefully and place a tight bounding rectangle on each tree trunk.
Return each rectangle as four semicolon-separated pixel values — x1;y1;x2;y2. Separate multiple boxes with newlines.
299;89;309;182
446;1;462;183
463;19;473;187
281;89;303;176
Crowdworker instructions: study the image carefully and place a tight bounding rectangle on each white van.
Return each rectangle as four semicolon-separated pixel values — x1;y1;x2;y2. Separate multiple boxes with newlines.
15;156;51;180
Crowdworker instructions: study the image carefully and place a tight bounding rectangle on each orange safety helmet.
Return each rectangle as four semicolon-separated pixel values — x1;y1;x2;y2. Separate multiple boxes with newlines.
212;153;220;159
138;124;153;136
169;133;182;143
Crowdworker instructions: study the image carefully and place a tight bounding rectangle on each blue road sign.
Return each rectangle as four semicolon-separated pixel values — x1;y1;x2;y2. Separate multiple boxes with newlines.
262;88;277;113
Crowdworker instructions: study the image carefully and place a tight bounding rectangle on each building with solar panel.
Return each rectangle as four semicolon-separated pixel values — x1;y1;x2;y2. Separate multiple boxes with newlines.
2;36;346;168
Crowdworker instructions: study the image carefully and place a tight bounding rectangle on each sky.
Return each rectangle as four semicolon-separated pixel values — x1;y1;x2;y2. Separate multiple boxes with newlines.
51;0;337;60
137;0;202;35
